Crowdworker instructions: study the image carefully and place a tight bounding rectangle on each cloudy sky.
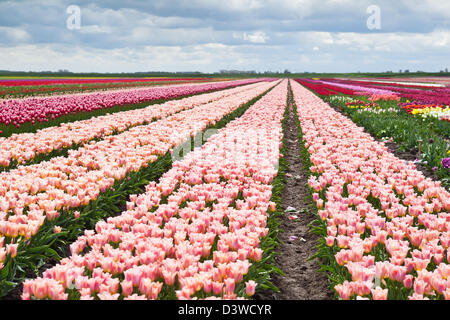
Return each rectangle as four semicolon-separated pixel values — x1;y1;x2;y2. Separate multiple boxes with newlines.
0;0;449;73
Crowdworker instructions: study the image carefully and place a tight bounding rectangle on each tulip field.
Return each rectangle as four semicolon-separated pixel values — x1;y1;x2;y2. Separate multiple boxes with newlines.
0;78;267;137
0;77;217;99
0;76;449;300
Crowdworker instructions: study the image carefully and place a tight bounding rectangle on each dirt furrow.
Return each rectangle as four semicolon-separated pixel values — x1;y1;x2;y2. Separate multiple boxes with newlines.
256;81;333;300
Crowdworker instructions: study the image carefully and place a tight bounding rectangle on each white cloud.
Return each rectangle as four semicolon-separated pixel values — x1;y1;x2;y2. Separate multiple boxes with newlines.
0;26;30;42
243;31;269;43
0;0;449;72
0;43;264;72
79;25;114;34
233;31;269;43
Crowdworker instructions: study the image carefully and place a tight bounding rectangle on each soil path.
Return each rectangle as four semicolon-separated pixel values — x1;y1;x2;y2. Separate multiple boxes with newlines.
256;82;333;300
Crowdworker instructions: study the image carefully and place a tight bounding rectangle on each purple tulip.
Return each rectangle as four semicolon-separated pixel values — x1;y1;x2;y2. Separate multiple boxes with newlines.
442;158;450;169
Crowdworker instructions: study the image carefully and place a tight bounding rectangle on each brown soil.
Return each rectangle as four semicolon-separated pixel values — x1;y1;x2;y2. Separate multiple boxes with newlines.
255;85;333;300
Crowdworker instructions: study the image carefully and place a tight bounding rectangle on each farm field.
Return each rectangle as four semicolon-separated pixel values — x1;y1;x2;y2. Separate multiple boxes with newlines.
0;76;449;301
0;77;222;99
0;78;268;137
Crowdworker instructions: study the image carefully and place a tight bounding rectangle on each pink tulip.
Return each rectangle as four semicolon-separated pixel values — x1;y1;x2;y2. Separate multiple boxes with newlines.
403;275;413;289
335;281;353;300
212;281;224;296
370;286;389;300
6;243;18;258
33;280;48;300
444;288;450;300
326;236;335;247
120;280;133;297
245;280;257;296
224;278;235;294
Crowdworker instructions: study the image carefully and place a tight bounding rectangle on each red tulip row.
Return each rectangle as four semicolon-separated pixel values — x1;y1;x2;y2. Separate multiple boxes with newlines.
295;79;358;96
0;78;209;87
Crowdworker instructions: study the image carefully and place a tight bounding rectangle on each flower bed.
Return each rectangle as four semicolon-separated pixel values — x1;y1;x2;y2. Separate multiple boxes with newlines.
0;78;208;87
20;80;288;300
0;82;268;169
0;81;277;295
0;79;269;129
0;79;218;99
400;104;450;122
291;80;450;300
317;78;450;105
295;79;357;96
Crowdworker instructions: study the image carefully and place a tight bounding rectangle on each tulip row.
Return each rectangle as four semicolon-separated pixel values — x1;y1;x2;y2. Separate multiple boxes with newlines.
19;80;288;300
318;80;395;96
350;78;446;88
295;79;357;96
368;94;400;102
318;78;450;106
400;104;450;122
0;79;269;130
299;78;450;107
325;95;450;186
0;81;269;170
291;80;450;300
375;77;450;87
0;81;278;294
0;80;216;100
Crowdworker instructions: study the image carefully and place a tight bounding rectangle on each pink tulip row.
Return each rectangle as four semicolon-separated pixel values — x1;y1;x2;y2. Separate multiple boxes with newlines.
291;80;450;300
0;81;268;168
0;81;277;270
20;80;288;300
0;79;270;127
368;93;401;102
